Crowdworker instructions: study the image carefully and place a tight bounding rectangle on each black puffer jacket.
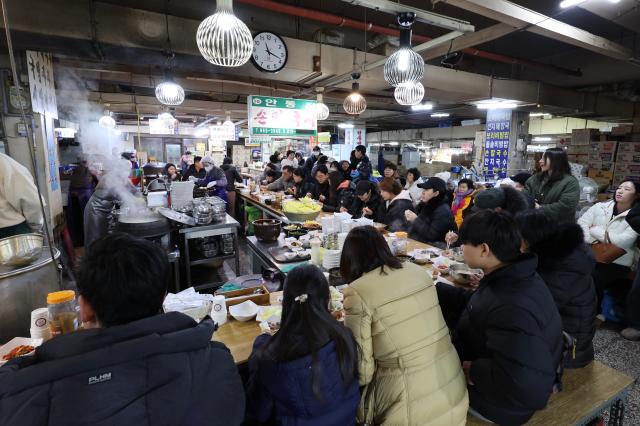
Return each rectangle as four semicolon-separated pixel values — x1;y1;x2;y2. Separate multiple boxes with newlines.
0;313;245;426
348;188;385;223
532;224;596;368
437;254;563;426
322;181;356;213
409;201;457;244
383;190;415;232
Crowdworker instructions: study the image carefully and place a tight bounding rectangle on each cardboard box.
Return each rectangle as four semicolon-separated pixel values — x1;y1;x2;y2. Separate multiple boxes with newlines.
613;174;640;186
587;161;615;172
571;129;599;145
588;168;614;180
589;152;615;162
616;151;640;163
568;154;589;164
568;145;591;154
612;125;632;136
615;162;640;175
595;141;618;154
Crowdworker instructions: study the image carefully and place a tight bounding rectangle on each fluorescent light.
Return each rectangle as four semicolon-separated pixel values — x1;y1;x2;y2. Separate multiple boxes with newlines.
533;136;552;142
389;142;399;146
476;101;518;110
338;123;355;129
431;113;450;118
529;112;545;117
560;0;586;8
411;103;434;111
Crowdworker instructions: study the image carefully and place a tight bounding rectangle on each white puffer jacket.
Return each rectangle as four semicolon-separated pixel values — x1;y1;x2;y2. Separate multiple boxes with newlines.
578;200;639;267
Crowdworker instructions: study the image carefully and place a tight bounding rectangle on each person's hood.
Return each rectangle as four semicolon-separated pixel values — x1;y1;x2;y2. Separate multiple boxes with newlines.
0;313;214;396
533;224;594;272
389;189;413;205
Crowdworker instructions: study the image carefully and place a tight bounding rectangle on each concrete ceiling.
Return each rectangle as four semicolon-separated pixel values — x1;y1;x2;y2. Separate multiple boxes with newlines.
0;0;637;130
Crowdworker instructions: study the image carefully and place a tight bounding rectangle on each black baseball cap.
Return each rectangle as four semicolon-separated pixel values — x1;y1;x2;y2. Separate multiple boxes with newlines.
417;177;446;194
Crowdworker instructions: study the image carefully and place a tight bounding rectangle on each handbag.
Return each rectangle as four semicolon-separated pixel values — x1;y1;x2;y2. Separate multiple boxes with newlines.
591;230;626;264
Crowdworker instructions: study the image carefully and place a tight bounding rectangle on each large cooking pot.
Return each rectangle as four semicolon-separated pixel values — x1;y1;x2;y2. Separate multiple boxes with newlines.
0;247;61;342
116;212;171;239
253;219;282;242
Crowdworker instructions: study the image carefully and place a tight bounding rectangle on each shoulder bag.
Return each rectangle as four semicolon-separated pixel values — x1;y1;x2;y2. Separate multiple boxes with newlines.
591;230;626;264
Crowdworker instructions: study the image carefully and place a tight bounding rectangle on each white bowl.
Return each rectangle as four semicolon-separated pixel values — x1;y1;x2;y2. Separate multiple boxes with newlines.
0;337;43;366
229;300;259;322
284;252;297;260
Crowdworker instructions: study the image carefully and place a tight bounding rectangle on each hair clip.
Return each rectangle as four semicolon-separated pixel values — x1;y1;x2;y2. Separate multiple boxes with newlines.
294;294;308;303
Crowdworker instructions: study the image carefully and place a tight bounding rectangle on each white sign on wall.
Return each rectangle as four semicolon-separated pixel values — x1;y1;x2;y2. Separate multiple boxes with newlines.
26;50;58;119
345;127;366;146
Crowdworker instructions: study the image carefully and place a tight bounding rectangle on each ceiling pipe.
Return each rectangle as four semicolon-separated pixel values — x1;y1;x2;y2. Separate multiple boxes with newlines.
236;0;581;76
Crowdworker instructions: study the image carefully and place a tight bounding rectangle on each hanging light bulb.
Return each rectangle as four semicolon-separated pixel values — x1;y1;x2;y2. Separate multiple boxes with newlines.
99;110;116;129
394;82;425;106
343;75;367;116
384;13;424;87
155;73;185;106
223;114;234;127
196;0;254;67
315;90;329;120
158;111;174;120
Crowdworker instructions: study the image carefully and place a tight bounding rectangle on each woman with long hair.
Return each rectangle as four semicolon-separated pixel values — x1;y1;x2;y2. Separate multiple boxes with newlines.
247;264;359;425
378;177;414;232
524;147;580;224
322;171;356;213
341;226;468;425
578;180;640;322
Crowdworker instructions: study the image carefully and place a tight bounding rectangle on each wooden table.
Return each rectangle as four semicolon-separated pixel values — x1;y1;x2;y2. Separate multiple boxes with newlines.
466;361;634;426
212;319;262;365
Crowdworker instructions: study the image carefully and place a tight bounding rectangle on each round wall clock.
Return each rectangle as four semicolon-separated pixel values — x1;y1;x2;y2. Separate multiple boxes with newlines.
251;31;288;73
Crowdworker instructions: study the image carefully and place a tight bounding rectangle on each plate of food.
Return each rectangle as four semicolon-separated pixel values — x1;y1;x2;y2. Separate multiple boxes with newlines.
302;220;322;230
0;337;43;365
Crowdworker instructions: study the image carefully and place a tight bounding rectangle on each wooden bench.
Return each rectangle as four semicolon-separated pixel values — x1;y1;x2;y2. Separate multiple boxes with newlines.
467;361;634;426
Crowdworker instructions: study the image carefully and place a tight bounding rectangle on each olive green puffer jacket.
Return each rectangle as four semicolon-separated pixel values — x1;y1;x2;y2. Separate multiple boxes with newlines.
525;173;580;224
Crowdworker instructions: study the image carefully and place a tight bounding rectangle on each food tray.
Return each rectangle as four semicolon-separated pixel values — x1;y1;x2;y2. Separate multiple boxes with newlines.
220;285;270;307
268;247;311;263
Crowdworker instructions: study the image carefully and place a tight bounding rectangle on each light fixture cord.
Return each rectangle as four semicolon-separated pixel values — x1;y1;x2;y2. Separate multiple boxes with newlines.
0;0;62;287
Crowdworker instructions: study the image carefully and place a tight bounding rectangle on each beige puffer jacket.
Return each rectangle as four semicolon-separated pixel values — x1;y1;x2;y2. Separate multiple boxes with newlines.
343;262;468;425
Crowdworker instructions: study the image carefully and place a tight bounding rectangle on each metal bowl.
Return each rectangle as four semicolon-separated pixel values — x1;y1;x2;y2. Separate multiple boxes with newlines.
0;234;44;267
449;264;483;285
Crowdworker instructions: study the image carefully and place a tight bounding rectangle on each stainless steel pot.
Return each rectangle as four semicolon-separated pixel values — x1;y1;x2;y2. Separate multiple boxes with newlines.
0;234;44;267
0;247;61;342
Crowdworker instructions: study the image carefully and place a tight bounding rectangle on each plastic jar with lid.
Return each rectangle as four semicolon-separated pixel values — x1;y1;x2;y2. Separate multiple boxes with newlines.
393;232;408;256
47;290;79;337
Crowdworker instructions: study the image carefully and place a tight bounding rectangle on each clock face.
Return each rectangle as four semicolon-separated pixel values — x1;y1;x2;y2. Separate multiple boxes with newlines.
251;32;288;73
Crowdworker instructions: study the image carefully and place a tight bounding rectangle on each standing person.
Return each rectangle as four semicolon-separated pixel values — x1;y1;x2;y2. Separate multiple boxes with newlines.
67;160;96;246
182;156;206;181
451;178;476;229
289;167;315;199
525;148;580;224
436;211;563;425
351;145;372;183
246;265;359;425
179;150;193;175
269;153;282;171
404;168;422;206
516;210;596;368
405;177;457;245
341;226;468;425
303;146;321;179
622;201;640;340
0;152;43;238
378;178;414;232
577;180;640;315
0;233;245;426
280;150;297;169
311;155;328;179
163;163;182;182
221;157;243;217
345;180;385;222
196;156;228;204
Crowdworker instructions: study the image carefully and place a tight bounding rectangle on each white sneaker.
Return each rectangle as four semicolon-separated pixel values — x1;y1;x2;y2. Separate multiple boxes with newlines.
621;328;640;341
596;314;606;322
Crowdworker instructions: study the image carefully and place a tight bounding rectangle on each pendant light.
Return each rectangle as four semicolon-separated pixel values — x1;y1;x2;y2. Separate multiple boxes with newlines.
158;109;174;120
99;110;116;129
394;82;425;106
343;74;367;116
315;88;329;120
223;114;234;128
384;13;424;87
155;74;185;106
196;0;254;67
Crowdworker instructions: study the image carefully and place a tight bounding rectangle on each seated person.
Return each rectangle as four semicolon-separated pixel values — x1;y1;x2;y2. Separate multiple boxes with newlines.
310;165;330;202
289;167;315;199
264;170;279;186
344;180;385;223
509;172;535;208
260;163;281;185
622;202;640;340
0;233;245;426
247;264;359;425
451;178;477;229
516;210;596;368
383;161;403;186
378;178;414;232
163;163;182;182
404;168;422;207
182;155;206;181
322;171;356;213
263;165;295;192
577;180;640;315
405;177;457;245
471;186;530;216
436;211;563;425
